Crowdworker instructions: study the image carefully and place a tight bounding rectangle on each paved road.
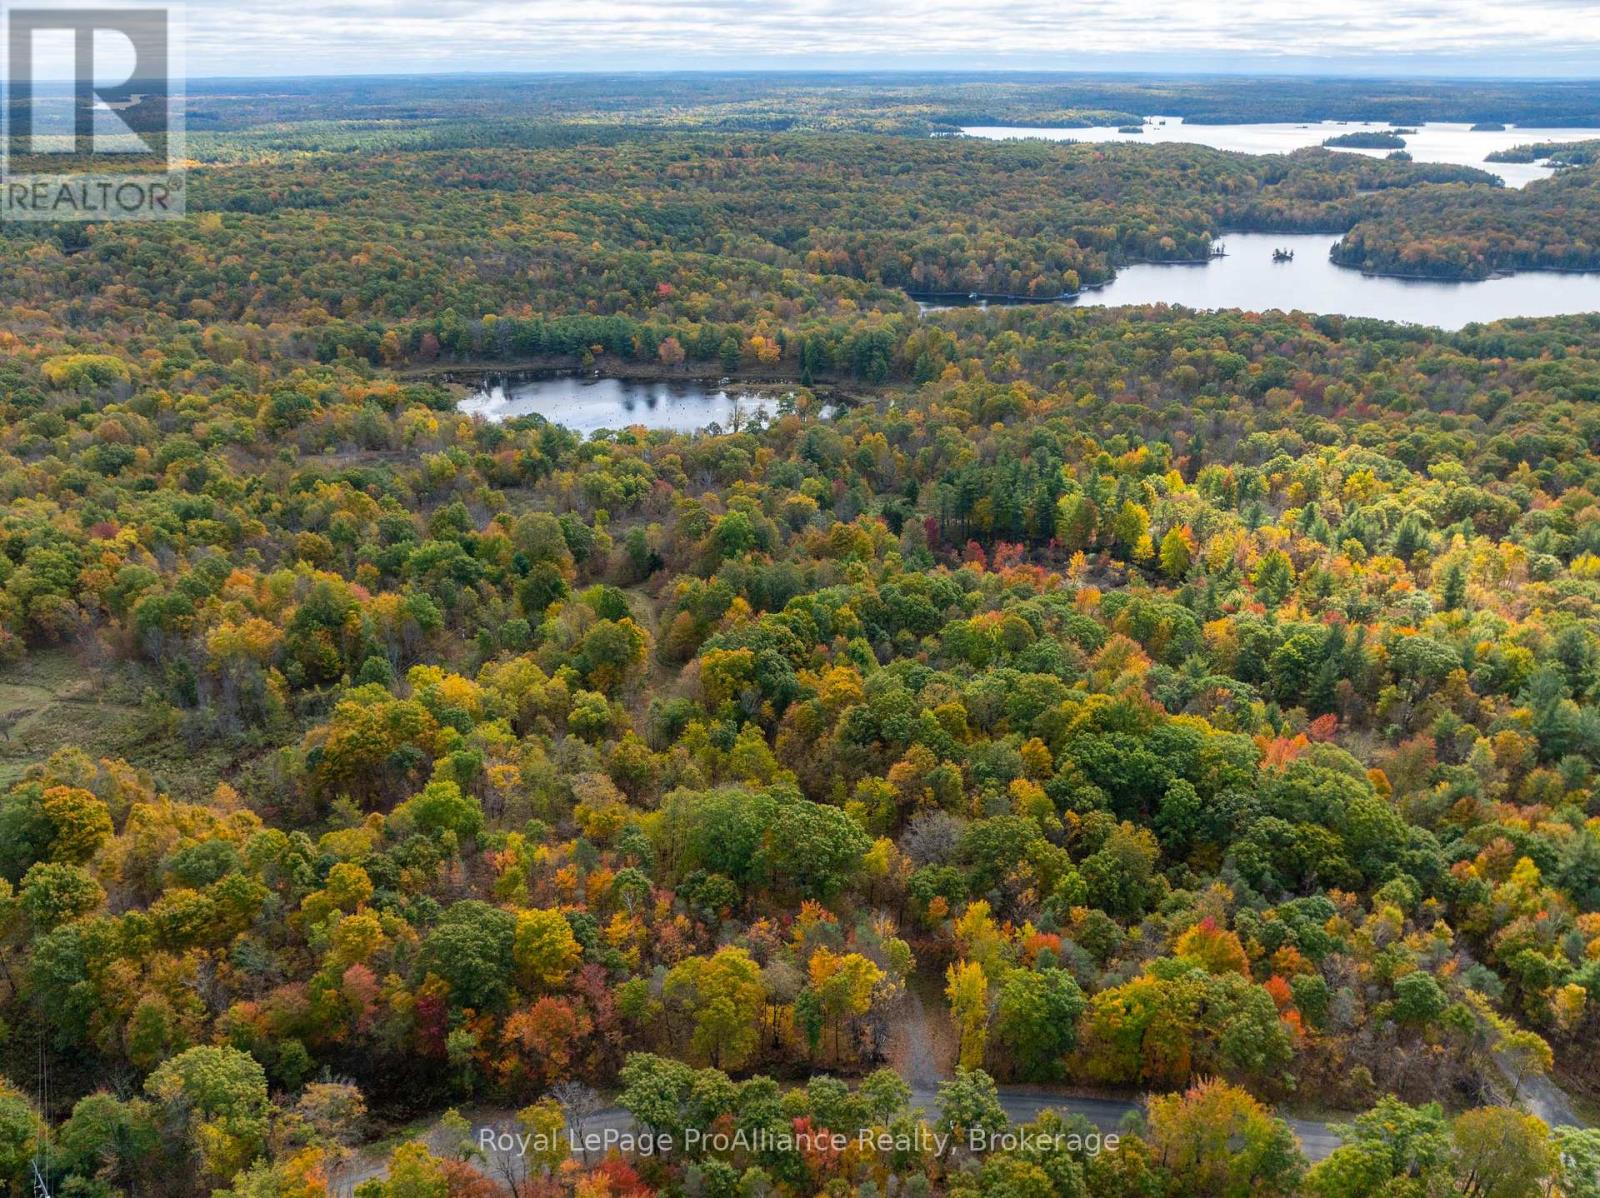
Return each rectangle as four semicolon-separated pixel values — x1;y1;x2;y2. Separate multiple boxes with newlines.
338;1082;1340;1193
337;1001;1587;1191
338;985;1347;1192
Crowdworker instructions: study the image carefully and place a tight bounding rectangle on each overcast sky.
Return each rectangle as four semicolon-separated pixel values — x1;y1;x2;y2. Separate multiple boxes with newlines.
22;0;1600;77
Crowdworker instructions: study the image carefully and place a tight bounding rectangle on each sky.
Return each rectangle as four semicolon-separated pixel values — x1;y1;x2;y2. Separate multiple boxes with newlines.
13;0;1600;78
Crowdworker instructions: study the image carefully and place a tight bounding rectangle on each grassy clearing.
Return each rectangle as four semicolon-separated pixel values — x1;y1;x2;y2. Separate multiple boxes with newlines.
0;648;279;802
0;648;141;787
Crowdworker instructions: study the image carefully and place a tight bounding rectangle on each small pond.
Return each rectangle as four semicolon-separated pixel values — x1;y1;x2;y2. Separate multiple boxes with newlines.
460;374;802;433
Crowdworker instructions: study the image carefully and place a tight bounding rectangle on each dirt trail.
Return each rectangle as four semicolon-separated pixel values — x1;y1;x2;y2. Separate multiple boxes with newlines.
886;977;955;1088
1497;1052;1587;1128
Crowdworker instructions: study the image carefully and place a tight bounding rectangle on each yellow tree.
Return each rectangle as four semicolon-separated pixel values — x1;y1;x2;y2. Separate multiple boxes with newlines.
809;947;885;1062
513;908;582;992
947;959;990;1070
1174;919;1251;977
663;946;767;1069
1451;1107;1554;1198
953;900;1010;980
1159;525;1195;579
1146;1078;1303;1198
516;1099;569;1176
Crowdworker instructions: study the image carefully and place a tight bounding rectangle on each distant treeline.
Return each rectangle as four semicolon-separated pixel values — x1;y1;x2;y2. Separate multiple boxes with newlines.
178;72;1600;137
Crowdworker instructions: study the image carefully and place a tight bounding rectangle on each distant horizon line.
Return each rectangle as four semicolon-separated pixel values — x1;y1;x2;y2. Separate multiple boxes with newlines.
17;65;1600;87
158;66;1600;84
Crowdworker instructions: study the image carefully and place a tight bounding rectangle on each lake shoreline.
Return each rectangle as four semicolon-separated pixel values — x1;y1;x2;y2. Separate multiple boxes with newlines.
961;117;1600;190
1338;261;1600;283
1063;230;1600;327
921;228;1600;313
453;369;857;434
409;358;839;389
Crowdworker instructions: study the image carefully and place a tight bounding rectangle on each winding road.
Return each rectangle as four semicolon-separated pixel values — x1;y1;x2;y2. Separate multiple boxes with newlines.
338;991;1592;1192
337;1081;1341;1195
338;986;1340;1193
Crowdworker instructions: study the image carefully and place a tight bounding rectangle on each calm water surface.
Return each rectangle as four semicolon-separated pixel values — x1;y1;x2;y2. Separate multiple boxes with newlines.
921;233;1600;329
962;117;1600;188
461;375;797;433
1074;233;1600;328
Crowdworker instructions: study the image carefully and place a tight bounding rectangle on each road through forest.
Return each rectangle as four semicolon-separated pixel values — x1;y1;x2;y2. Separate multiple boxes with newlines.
340;984;1348;1192
338;982;1600;1191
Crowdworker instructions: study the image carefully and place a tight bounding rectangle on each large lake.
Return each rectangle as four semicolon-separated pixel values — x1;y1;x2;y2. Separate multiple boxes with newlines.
921;233;1600;329
460;374;796;433
963;117;1600;188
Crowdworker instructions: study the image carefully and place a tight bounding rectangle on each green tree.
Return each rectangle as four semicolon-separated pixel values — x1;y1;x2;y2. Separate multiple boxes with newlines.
421;900;516;1010
993;967;1086;1081
1055;494;1099;553
759;795;869;899
55;1092;162;1194
1553;1126;1600;1198
617;1053;699;1145
1080;821;1161;919
1393;971;1448;1026
394;779;484;843
19;861;104;929
935;1068;1007;1160
145;1046;270;1182
1304;1097;1454;1198
1252;550;1295;605
0;1084;40;1193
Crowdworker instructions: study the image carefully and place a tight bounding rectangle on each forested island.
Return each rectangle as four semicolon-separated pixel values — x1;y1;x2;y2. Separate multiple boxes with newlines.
2;72;1600;1198
1488;138;1600;166
1322;130;1408;148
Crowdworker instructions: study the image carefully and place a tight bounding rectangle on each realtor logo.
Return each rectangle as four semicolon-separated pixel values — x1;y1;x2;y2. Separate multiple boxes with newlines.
1;2;185;220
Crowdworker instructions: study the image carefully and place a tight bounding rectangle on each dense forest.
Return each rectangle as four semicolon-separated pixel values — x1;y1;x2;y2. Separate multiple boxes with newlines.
1328;167;1600;279
5;73;1600;1198
1489;139;1600;166
173;72;1600;135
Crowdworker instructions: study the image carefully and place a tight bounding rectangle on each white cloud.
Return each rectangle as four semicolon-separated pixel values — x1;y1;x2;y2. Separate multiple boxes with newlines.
169;0;1600;76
